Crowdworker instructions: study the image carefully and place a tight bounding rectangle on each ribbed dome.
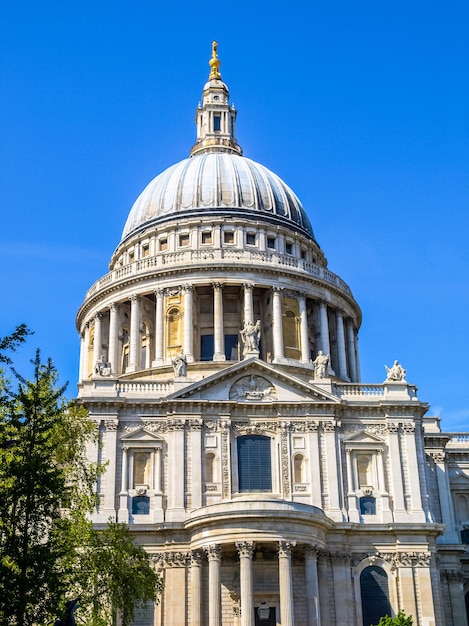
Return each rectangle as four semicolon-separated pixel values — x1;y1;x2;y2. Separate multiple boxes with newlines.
121;153;314;241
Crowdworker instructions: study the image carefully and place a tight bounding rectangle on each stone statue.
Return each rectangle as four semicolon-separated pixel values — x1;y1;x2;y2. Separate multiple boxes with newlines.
240;320;261;355
385;360;406;382
172;349;187;377
312;350;329;379
95;354;111;377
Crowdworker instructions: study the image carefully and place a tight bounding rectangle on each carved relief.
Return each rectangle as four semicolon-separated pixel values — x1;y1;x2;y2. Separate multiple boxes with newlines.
229;375;277;402
235;541;255;558
281;430;290;497
221;425;230;499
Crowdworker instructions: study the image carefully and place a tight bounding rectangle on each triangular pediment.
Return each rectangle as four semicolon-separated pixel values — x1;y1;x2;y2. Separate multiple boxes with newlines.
167;358;340;404
120;428;163;442
343;430;385;446
449;470;469;485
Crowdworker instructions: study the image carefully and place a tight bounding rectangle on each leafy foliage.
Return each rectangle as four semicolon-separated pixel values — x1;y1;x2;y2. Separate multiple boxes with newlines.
373;611;413;626
0;329;162;626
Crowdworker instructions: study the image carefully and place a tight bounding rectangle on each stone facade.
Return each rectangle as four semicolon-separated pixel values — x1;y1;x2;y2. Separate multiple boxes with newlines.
77;43;469;626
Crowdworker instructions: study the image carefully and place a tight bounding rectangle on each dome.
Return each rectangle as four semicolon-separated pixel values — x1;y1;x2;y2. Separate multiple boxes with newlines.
121;152;315;241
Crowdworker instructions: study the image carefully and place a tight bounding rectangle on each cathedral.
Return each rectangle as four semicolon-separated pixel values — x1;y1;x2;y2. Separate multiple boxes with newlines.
77;43;469;626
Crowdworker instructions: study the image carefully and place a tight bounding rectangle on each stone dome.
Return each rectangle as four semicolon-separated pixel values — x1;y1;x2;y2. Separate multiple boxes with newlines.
121;152;315;242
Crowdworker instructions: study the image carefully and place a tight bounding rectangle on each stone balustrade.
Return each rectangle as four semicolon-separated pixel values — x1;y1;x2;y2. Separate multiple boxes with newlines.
85;248;352;300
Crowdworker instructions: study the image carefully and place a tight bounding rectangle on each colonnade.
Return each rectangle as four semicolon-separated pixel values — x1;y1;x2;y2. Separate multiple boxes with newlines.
79;282;360;382
187;541;320;626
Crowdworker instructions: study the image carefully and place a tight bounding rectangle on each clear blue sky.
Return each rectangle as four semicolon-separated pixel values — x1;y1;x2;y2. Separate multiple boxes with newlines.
1;2;468;430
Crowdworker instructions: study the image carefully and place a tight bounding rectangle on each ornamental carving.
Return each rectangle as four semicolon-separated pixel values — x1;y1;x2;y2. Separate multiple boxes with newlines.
429;451;446;464
221;428;230;499
377;551;431;567
281;431;290;497
167;419;185;431
322;421;336;432
104;420;118;431
190;550;204;566
402;423;416;434
341;424;388;436
229;375;277;402
277;541;296;557
188;419;203;430
235;541;255;558
164;551;190;567
204;544;222;560
441;569;464;583
292;421;319;432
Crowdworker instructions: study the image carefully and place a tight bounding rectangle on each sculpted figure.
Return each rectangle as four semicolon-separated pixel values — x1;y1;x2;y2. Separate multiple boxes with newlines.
95;354;111;377
313;350;329;379
172;349;187;377
240;320;261;354
385;360;406;382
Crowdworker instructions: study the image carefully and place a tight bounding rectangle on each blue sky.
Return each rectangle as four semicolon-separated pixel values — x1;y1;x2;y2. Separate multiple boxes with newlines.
1;2;468;430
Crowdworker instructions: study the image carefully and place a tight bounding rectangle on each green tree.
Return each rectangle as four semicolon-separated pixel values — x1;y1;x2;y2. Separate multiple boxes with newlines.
0;332;162;626
373;610;413;626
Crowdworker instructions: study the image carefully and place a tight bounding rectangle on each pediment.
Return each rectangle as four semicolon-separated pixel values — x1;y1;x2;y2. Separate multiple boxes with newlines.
449;470;469;486
167;358;340;404
342;430;385;447
120;428;164;443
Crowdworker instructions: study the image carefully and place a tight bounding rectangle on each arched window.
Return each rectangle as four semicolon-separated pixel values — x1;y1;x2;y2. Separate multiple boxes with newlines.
237;435;272;492
205;453;215;483
293;454;304;483
360;566;391;626
134;452;151;487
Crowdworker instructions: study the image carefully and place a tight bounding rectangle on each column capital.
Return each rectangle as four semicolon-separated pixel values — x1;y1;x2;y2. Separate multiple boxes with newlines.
109;301;117;312
182;284;194;293
95;311;103;321
130;293;139;304
212;282;223;291
235;541;255;558
154;288;165;297
243;282;254;292
204;543;222;561
277;540;296;558
304;544;319;559
272;286;284;294
190;550;204;566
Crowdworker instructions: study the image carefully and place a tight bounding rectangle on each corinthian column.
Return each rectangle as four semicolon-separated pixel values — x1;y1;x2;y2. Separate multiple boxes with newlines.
213;283;225;361
272;287;284;360
304;546;320;626
319;301;330;356
190;551;203;626
183;285;194;362
346;319;357;382
108;303;118;375
243;283;254;325
205;544;222;626
92;313;103;371
128;294;140;372
336;310;348;380
299;293;310;363
154;289;164;364
236;541;254;626
278;541;296;626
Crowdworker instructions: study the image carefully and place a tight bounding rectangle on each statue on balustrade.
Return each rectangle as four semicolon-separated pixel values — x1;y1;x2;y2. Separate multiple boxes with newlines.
172;349;187;377
313;350;329;379
95;354;111;377
385;360;406;382
240;320;261;356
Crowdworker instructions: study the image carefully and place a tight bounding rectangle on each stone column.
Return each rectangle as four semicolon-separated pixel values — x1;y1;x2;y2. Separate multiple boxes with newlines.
190;420;203;509
278;541;296;626
431;452;459;542
299;293;310;363
304;546;321;626
183;285;194;363
236;541;255;626
154;447;162;493
376;449;392;521
166;420;185;521
190;551;203;626
205;544;222;626
92;313;103;371
117;444;129;523
79;330;85;381
318;301;330;356
243;283;254;325
444;570;467;626
102;419;118;521
272;287;284;360
332;554;353;626
108;303;118;374
346;448;359;522
317;553;331;624
154;289;164;364
213;283;225;361
336;310;348;380
387;423;407;522
402;423;425;521
128;294;140;372
323;422;342;520
346;319;357;382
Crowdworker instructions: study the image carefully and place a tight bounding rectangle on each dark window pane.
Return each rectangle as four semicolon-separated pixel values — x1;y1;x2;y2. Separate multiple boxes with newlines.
237;435;272;492
360;566;391;626
132;495;150;515
201;335;214;361
225;334;239;360
360;496;376;515
214;115;221;131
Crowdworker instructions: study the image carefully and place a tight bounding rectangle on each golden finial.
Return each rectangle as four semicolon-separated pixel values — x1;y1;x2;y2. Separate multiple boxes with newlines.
209;40;221;80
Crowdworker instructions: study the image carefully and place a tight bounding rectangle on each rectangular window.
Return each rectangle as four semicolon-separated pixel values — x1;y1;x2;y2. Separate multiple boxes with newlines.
142;245;150;257
237;435;272;492
201;231;212;244
225;334;239;360
159;238;168;251
214;115;221;131
285;242;293;255
224;231;234;244
246;233;256;246
200;335;214;361
179;234;190;247
267;236;276;249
